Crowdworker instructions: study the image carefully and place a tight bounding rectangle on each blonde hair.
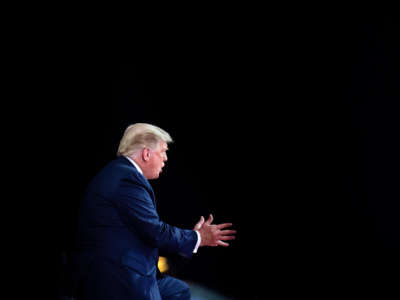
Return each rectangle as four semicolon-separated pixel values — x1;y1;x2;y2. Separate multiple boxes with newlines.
117;123;173;157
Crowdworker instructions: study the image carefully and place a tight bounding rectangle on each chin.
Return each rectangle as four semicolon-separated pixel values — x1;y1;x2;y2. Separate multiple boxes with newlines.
149;174;160;180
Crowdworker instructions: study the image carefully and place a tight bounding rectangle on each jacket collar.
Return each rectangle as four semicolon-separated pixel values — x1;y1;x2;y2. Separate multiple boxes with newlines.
118;156;155;198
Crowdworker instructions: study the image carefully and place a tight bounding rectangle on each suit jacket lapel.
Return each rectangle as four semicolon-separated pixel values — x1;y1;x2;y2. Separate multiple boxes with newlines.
142;176;156;209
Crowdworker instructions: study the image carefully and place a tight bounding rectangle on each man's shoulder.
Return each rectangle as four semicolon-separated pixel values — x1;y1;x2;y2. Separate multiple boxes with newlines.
100;156;130;172
87;157;135;184
86;157;149;195
108;157;149;186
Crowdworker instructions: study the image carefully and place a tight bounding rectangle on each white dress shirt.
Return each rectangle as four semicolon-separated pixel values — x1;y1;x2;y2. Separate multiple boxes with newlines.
124;156;201;253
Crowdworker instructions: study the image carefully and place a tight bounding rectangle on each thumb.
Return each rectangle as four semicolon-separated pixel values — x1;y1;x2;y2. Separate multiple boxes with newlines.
194;216;205;230
205;213;213;225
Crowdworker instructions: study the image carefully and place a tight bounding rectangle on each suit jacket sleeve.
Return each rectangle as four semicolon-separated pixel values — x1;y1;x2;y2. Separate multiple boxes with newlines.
113;177;197;258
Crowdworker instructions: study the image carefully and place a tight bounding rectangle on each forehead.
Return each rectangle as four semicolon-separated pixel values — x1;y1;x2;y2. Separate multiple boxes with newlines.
158;141;168;151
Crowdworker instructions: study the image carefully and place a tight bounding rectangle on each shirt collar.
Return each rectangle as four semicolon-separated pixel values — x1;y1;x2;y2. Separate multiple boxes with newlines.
124;156;143;175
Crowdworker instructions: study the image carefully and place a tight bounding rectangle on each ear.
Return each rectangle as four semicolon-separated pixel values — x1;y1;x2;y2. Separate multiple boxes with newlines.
142;148;151;162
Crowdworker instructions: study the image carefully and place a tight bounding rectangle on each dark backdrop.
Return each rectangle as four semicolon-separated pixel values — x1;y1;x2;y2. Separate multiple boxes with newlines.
11;14;399;299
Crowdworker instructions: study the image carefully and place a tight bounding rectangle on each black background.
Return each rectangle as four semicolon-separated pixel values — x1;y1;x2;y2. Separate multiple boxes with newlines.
8;13;399;299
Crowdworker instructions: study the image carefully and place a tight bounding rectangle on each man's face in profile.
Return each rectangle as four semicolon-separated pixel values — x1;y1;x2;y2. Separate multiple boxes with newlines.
145;141;168;180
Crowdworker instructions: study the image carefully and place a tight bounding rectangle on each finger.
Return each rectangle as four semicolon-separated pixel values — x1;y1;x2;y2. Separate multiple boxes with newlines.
217;240;229;247
205;214;213;225
220;235;236;241
194;216;204;230
220;230;237;236
216;223;233;230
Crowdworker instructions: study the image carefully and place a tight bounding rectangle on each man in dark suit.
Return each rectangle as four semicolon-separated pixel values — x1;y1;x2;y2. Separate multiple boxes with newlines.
75;123;236;299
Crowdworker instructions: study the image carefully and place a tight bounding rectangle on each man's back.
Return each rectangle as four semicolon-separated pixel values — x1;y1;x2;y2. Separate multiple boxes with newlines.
76;156;159;270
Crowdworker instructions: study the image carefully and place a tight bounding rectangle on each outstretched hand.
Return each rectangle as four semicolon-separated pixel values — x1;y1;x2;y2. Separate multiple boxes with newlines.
193;214;236;247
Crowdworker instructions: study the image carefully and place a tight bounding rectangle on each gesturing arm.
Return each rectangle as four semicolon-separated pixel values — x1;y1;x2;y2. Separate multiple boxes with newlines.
114;180;197;257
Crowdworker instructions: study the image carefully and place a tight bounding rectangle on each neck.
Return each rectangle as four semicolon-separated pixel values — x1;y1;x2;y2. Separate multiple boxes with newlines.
126;155;145;176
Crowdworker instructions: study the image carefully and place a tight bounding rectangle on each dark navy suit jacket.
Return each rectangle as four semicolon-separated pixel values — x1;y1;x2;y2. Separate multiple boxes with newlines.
75;156;197;299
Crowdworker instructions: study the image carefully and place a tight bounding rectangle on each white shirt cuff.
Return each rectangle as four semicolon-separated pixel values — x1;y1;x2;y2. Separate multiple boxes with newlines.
193;230;201;253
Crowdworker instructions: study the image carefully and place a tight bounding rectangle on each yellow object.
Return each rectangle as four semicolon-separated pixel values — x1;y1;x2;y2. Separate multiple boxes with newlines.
158;256;169;273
